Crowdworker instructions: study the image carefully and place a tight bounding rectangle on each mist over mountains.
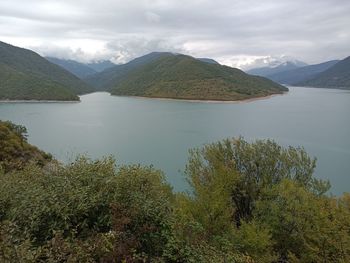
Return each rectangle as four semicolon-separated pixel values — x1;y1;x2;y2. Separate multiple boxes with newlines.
245;56;350;89
0;41;287;101
1;39;349;103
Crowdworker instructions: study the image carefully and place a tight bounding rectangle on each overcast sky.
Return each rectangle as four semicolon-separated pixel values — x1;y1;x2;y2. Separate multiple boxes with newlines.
0;0;349;69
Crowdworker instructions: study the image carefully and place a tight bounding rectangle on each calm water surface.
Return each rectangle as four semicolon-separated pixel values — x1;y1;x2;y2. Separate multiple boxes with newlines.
0;87;349;194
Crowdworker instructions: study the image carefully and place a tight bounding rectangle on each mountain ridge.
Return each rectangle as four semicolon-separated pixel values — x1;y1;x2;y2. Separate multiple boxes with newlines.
267;60;340;85
0;41;92;100
297;56;350;89
247;60;308;77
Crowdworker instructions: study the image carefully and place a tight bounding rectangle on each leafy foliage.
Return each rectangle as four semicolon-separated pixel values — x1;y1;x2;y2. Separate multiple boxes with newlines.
0;129;349;262
0;120;51;172
180;137;348;262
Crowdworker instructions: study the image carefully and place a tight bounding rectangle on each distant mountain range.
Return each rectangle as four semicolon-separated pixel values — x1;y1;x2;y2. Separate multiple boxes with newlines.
46;57;115;78
297;57;350;89
0;41;92;101
86;61;115;72
247;60;308;77
47;55;219;81
247;56;350;89
2;40;347;101
267;60;339;85
97;53;287;101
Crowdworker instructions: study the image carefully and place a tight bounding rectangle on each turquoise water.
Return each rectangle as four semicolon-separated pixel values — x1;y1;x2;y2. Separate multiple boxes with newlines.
0;87;349;194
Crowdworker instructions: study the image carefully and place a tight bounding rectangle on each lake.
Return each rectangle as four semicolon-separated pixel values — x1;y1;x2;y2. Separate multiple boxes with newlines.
0;86;349;194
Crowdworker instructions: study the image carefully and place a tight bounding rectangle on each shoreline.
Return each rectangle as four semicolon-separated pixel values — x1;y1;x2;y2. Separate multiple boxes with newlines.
0;91;288;104
114;92;288;104
0;100;80;103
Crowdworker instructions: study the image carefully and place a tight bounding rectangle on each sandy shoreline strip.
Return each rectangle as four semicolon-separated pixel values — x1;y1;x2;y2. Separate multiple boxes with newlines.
120;92;288;104
0;100;80;103
0;91;287;104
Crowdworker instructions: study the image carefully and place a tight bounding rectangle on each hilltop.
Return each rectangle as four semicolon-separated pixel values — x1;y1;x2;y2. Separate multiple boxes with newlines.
108;53;288;101
86;52;287;101
0;41;92;101
85;52;174;91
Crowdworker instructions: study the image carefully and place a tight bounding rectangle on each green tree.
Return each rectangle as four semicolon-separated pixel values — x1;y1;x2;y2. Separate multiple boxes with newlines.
255;179;350;262
0;120;51;172
186;137;330;228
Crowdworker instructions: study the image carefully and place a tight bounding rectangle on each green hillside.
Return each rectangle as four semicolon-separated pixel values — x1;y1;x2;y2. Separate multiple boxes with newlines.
0;41;92;100
0;64;79;101
0;120;51;172
110;54;288;101
46;57;97;78
85;52;172;91
298;56;350;89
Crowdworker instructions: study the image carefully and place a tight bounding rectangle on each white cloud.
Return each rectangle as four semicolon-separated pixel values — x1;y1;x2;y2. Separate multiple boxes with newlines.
0;0;349;68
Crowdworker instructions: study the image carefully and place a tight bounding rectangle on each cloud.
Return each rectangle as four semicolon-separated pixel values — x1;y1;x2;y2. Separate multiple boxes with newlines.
0;0;349;68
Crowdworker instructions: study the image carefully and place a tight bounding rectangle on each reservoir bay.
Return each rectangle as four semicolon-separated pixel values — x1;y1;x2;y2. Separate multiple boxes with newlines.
0;86;349;195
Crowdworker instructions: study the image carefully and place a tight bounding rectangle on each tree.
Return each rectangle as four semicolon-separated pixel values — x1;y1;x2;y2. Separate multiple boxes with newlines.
0;120;51;172
255;179;350;262
185;137;330;227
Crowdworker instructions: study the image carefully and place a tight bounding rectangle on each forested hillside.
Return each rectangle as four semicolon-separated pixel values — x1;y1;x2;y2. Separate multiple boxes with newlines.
85;52;172;91
0;41;92;100
298;56;350;89
110;54;288;101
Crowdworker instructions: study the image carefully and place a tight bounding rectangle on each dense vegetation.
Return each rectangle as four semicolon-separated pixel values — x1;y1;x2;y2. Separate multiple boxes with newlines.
0;41;92;100
85;52;172;91
109;54;288;101
298;56;350;89
0;120;51;172
1;122;349;262
0;64;80;101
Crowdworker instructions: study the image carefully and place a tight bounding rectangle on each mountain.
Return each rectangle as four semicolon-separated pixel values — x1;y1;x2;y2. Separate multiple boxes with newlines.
109;53;288;101
243;55;307;71
247;60;308;77
267;60;339;85
86;61;115;72
85;52;174;91
46;57;116;78
46;57;97;78
0;41;92;100
85;53;222;91
197;58;220;64
297;56;350;89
